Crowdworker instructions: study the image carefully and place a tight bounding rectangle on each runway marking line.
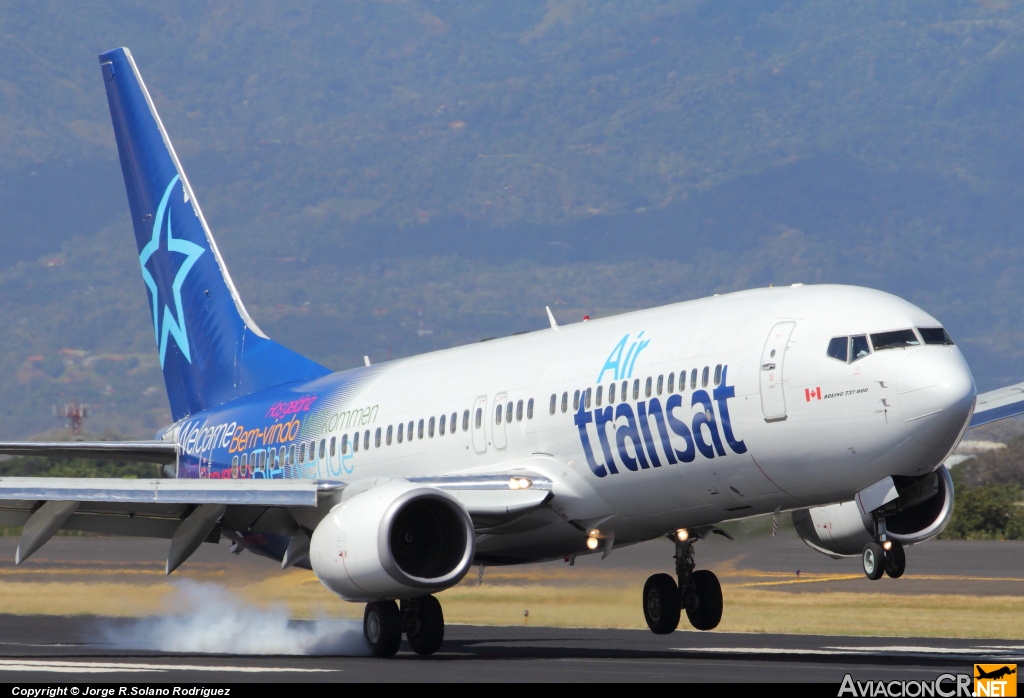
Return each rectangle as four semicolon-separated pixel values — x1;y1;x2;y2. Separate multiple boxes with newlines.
0;659;335;673
672;646;1024;659
732;574;1024;588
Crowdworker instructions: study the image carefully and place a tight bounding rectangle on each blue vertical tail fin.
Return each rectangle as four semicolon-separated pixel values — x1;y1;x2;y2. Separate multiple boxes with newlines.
99;48;330;421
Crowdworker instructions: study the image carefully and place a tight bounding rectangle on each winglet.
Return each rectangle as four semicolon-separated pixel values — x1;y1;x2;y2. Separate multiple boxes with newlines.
546;306;559;331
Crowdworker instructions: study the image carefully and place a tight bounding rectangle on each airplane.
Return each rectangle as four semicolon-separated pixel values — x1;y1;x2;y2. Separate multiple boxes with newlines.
976;667;1017;681
0;46;1020;658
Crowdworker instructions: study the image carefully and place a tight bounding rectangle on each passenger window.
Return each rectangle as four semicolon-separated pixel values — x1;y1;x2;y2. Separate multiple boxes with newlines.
573;390;580;410
667;372;675;393
475;407;483;429
919;327;954;346
609;382;616;404
690;369;697;389
408;421;414;440
827;337;849;362
342;435;349;455
596;385;603;407
279;445;286;466
299;443;307;462
527;398;534;419
850;335;871;361
645;377;652;398
585;388;591;409
549;394;557;415
352;435;359;453
418;419;424;439
871;329;920;351
633;379;640;400
463;409;470;431
320;439;326;459
506;403;514;424
439;414;446;436
451;412;457;433
364;431;370;450
429;416;436;438
375;428;381;448
495;404;502;424
386;426;393;446
231;455;238;470
621;381;627;402
701;366;709;387
330;436;336;457
561;392;568;413
397;423;404;444
289;444;295;465
657;375;664;395
516;400;524;421
310;440;317;459
714;365;722;386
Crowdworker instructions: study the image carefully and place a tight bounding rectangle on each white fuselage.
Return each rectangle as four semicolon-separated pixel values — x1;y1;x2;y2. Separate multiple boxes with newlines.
184;284;976;564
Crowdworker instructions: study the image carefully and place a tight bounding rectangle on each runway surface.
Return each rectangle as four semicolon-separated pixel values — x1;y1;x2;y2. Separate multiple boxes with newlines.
0;536;1018;682
0;616;1020;683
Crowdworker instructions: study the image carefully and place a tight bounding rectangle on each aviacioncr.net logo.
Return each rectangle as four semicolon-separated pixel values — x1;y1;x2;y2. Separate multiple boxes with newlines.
839;673;974;697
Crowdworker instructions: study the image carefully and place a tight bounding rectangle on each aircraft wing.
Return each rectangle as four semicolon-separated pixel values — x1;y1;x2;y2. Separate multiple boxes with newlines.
969;382;1024;428
0;473;553;571
0;441;176;463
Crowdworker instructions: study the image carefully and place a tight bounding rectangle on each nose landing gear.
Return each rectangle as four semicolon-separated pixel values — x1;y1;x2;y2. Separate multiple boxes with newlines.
642;531;723;634
861;514;906;580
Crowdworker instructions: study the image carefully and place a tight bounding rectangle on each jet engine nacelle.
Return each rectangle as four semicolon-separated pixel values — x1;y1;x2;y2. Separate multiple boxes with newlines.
310;481;475;601
791;465;954;558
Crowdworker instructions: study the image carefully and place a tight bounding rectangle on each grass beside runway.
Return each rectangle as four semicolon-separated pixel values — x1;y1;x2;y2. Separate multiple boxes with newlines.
0;561;1022;639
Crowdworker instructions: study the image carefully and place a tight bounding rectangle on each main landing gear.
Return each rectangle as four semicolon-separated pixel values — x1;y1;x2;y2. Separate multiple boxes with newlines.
642;531;723;634
861;515;906;581
363;594;445;657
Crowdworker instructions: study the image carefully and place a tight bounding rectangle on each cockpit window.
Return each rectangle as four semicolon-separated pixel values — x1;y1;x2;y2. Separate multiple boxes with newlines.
918;327;954;346
870;329;920;351
850;335;871;361
827;337;848;362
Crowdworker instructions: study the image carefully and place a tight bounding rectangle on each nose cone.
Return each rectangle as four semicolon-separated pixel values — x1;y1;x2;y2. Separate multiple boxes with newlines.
897;349;976;451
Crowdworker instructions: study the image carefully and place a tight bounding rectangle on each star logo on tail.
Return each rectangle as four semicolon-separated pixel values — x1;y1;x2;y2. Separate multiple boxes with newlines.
139;175;205;367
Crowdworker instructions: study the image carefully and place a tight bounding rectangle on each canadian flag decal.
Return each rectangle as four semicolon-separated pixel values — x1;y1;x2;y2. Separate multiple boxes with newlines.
805;387;822;401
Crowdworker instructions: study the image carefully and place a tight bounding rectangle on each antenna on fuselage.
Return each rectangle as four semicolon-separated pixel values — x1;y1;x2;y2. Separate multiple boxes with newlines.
545;306;559;331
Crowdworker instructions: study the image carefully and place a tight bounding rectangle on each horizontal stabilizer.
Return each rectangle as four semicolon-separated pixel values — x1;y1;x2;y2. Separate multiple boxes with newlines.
0;441;176;463
0;477;323;507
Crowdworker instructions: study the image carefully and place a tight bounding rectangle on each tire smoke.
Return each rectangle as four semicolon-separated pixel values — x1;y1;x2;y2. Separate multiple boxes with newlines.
100;580;372;656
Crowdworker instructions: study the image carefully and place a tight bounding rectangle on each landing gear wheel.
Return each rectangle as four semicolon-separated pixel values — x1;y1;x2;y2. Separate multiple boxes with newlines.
403;595;445;656
643;573;681;634
862;542;885;580
364;600;402;657
884;540;906;579
684;569;723;631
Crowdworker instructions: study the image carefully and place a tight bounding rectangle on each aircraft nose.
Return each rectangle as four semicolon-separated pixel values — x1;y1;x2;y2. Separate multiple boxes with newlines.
897;349;976;451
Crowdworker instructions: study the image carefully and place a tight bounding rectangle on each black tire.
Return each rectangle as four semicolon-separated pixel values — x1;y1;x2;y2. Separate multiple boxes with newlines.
685;569;723;631
364;600;402;658
404;595;445;656
884;540;906;579
862;542;885;581
643;573;681;634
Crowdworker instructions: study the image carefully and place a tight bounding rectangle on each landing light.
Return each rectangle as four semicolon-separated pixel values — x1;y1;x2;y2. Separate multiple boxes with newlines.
882;540;892;551
508;477;533;490
676;528;690;542
586;536;599;550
